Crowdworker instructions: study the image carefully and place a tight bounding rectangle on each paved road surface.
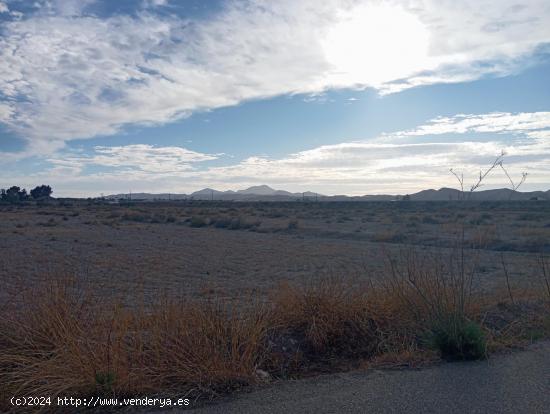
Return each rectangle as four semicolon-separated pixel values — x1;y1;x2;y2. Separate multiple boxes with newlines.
182;341;549;414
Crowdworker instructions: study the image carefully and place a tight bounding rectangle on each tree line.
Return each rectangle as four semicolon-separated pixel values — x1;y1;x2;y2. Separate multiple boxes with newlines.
0;185;52;203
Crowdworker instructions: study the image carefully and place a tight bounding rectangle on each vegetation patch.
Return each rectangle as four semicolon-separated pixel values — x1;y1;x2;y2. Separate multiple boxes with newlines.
1;266;548;411
427;317;486;361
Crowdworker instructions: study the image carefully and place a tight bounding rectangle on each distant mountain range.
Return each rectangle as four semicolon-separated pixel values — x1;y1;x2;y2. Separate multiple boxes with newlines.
105;185;550;202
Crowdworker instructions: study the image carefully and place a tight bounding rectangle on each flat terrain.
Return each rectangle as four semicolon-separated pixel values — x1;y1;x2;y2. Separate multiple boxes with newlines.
1;200;549;413
185;341;550;414
1;200;549;301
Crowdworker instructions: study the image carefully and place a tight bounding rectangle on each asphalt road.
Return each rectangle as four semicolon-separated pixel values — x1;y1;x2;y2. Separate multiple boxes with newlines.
182;341;550;414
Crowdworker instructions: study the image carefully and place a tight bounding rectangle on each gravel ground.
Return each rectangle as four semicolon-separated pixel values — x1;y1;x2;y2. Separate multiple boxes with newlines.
1;203;546;302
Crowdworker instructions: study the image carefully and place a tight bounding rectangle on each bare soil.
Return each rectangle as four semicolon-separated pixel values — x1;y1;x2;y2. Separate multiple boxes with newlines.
1;200;549;302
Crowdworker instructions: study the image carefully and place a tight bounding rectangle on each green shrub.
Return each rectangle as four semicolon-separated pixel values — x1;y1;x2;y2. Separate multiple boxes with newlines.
190;216;207;227
287;219;299;230
228;217;258;230
228;218;242;230
122;212;150;222
213;216;232;228
428;317;486;361
469;215;489;225
95;371;115;392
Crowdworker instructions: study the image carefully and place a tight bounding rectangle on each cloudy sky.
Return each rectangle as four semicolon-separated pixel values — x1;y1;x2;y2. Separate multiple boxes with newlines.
1;0;549;197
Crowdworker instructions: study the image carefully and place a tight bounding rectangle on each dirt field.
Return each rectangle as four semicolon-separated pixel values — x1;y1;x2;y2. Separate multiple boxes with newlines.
1;200;549;302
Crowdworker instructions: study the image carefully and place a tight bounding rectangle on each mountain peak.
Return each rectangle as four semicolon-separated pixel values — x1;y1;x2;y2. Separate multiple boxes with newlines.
191;187;222;195
237;185;277;195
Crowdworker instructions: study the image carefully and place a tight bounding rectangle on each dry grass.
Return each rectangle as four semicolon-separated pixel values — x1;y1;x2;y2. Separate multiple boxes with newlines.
0;280;272;409
1;254;549;411
270;279;385;360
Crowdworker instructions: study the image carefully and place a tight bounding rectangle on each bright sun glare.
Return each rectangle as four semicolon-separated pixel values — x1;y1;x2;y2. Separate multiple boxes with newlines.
323;4;433;87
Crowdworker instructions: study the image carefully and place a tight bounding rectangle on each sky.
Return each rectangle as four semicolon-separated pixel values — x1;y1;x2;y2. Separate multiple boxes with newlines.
0;0;549;197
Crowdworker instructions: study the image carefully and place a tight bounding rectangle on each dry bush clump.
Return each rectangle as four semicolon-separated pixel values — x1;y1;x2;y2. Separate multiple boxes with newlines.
269;279;384;360
0;281;271;410
0;279;114;402
538;253;550;300
481;299;550;351
141;298;271;393
267;278;425;373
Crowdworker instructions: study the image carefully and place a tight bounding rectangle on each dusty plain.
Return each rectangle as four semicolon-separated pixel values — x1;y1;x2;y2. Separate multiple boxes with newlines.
1;200;549;302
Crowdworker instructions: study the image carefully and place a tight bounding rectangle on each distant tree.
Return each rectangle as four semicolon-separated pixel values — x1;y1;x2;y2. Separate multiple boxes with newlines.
30;184;53;199
6;186;20;197
6;186;20;202
3;186;28;203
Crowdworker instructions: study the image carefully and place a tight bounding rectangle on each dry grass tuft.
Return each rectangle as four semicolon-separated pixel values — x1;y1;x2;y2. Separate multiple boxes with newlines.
0;282;271;409
140;299;271;394
270;279;383;359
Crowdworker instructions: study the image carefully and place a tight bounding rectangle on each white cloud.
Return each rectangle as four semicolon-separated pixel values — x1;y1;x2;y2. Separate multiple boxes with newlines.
396;112;550;137
31;0;96;16
48;144;219;175
387;111;550;158
1;0;550;155
0;102;14;119
27;138;546;197
0;2;8;13
142;0;168;8
194;110;547;194
198;141;511;193
15;111;545;197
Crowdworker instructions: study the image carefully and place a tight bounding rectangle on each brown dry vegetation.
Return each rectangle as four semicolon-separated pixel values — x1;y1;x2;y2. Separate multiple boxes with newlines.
1;255;549;412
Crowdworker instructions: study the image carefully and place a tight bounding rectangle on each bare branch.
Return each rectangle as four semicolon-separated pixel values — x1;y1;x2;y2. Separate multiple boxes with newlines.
468;151;505;194
500;252;514;304
499;160;528;199
449;150;527;200
449;168;464;199
499;164;527;191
